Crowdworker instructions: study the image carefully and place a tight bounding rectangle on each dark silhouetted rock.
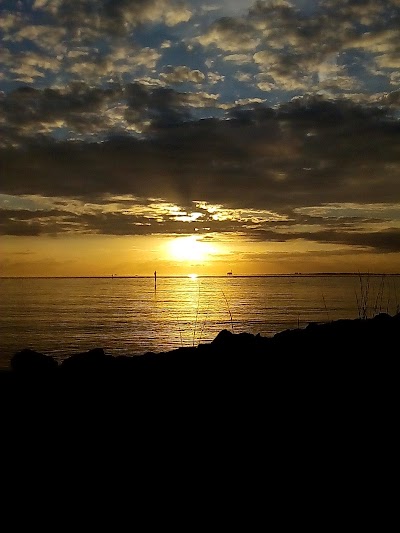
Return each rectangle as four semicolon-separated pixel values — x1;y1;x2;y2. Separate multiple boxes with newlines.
5;312;400;390
2;313;398;463
11;348;58;374
60;347;114;375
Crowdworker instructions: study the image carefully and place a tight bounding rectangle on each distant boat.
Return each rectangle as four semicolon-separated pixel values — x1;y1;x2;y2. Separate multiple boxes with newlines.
227;271;233;276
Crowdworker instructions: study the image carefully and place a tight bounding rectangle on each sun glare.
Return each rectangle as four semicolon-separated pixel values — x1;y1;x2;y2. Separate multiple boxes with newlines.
188;273;198;279
168;235;214;263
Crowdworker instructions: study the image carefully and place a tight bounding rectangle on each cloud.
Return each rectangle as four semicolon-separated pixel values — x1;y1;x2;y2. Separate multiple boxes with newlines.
32;0;192;37
8;24;67;53
6;51;62;84
0;82;227;143
160;65;206;84
196;16;260;51
0;84;122;140
1;0;399;263
2;94;398;201
65;45;161;82
1;95;399;254
193;0;400;93
380;89;400;107
2;201;400;253
224;54;252;64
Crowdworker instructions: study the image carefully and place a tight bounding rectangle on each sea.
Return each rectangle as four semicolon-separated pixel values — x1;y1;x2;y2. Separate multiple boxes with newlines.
1;274;399;369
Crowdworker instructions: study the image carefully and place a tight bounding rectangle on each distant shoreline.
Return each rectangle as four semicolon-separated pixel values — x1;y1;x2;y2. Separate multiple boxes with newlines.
1;272;399;280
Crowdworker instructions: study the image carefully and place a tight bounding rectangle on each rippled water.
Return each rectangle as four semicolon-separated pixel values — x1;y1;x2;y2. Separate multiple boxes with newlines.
1;275;399;368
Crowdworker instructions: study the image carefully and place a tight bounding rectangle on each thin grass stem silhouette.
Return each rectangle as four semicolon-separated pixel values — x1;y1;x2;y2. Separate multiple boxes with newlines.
192;283;201;347
221;290;234;333
357;271;371;319
322;293;330;322
373;274;385;315
393;278;399;314
197;310;209;346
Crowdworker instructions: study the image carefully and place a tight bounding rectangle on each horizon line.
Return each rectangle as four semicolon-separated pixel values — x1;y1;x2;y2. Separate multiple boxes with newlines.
1;272;399;279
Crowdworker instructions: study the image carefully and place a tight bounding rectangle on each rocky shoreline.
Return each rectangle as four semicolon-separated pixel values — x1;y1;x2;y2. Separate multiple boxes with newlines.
2;312;398;453
3;312;399;382
2;315;395;509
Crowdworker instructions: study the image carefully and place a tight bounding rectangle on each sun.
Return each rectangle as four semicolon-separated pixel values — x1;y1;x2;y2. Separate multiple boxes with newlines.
168;235;213;263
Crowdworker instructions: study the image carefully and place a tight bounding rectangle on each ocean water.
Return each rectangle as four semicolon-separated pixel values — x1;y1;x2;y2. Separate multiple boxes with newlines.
1;274;399;369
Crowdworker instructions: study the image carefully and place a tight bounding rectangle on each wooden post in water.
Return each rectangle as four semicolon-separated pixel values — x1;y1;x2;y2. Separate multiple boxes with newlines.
154;270;157;291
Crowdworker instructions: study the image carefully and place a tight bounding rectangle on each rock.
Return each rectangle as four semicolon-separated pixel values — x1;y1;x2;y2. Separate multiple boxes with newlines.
7;313;400;382
10;348;58;374
60;347;113;374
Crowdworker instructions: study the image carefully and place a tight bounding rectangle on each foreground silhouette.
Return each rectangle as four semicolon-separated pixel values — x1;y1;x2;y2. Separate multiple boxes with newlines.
3;312;398;391
2;313;397;491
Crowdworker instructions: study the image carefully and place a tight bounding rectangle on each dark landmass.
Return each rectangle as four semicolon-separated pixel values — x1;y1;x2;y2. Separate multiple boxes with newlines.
2;313;398;392
2;313;397;485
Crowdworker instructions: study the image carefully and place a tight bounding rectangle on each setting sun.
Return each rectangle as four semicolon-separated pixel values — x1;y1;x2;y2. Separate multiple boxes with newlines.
168;236;215;263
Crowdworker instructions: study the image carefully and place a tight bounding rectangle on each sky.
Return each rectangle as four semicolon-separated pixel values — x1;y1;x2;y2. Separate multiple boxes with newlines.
1;0;400;277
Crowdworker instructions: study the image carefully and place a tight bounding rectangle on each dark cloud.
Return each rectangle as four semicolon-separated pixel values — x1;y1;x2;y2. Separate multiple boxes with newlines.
32;0;192;37
0;208;79;235
3;203;399;254
0;82;224;143
246;227;400;254
124;83;193;128
0;205;245;237
380;89;400;107
2;95;400;205
0;84;118;131
1;95;399;254
197;15;260;51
